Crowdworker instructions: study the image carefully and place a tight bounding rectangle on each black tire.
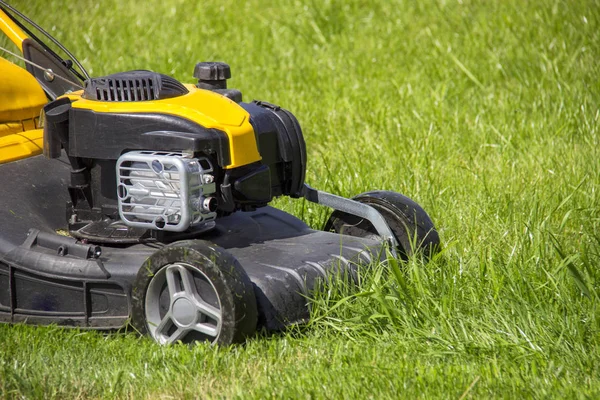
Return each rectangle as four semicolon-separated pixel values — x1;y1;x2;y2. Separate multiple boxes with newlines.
324;191;440;260
131;240;257;345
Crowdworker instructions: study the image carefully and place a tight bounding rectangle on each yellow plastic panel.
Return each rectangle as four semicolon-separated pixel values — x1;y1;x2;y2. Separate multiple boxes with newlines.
0;128;43;163
69;85;261;168
0;57;47;122
0;121;24;135
0;56;46;163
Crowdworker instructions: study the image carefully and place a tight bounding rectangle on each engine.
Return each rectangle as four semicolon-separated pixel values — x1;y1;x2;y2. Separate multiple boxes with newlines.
42;62;306;243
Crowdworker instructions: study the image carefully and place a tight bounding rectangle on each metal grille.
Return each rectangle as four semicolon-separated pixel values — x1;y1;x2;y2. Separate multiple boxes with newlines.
116;151;216;232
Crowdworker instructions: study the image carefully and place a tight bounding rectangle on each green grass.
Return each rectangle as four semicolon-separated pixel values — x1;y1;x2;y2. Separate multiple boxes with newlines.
1;0;599;398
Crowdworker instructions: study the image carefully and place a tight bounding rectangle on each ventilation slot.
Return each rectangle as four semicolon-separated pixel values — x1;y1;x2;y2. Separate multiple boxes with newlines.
83;71;188;102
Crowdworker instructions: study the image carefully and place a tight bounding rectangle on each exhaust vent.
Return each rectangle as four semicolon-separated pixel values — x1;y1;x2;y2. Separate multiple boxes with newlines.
83;71;188;102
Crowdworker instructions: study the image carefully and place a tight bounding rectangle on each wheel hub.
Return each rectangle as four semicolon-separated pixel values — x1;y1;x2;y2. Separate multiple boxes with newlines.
145;262;224;344
171;297;196;326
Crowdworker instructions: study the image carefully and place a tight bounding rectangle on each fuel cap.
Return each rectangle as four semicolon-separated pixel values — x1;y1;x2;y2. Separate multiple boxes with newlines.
194;62;231;89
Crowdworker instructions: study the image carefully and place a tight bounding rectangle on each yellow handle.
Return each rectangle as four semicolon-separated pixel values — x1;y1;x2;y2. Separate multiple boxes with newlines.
0;7;27;52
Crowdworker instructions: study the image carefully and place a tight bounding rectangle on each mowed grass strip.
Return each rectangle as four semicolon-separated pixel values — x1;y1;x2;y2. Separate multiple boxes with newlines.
1;0;599;398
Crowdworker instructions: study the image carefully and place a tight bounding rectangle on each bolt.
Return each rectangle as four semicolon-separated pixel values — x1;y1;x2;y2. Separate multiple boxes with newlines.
44;69;55;82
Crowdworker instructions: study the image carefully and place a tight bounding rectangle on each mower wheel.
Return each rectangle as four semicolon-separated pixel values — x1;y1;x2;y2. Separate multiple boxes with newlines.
324;191;440;260
131;240;257;345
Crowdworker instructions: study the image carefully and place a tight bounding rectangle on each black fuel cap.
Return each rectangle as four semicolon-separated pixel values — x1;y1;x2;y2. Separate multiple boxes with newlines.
194;62;231;90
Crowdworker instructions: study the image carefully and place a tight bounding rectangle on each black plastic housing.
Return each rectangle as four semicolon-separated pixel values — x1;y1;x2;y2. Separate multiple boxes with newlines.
241;101;307;198
0;155;383;331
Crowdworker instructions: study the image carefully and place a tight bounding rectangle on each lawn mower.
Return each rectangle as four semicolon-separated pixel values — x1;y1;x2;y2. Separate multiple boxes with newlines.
0;2;440;345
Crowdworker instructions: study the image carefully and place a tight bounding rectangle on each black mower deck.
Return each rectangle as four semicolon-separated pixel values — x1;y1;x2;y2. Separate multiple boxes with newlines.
0;155;382;331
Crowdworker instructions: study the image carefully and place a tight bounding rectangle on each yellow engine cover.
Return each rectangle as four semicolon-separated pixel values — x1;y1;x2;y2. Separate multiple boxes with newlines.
67;85;261;169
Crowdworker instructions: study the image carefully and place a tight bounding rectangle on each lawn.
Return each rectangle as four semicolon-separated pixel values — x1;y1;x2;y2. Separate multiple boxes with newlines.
1;0;599;398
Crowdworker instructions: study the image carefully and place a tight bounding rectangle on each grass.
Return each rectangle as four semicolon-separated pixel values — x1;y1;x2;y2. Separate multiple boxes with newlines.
1;0;599;398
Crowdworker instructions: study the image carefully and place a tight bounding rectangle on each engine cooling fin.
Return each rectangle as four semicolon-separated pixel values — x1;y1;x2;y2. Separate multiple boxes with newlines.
82;70;188;102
